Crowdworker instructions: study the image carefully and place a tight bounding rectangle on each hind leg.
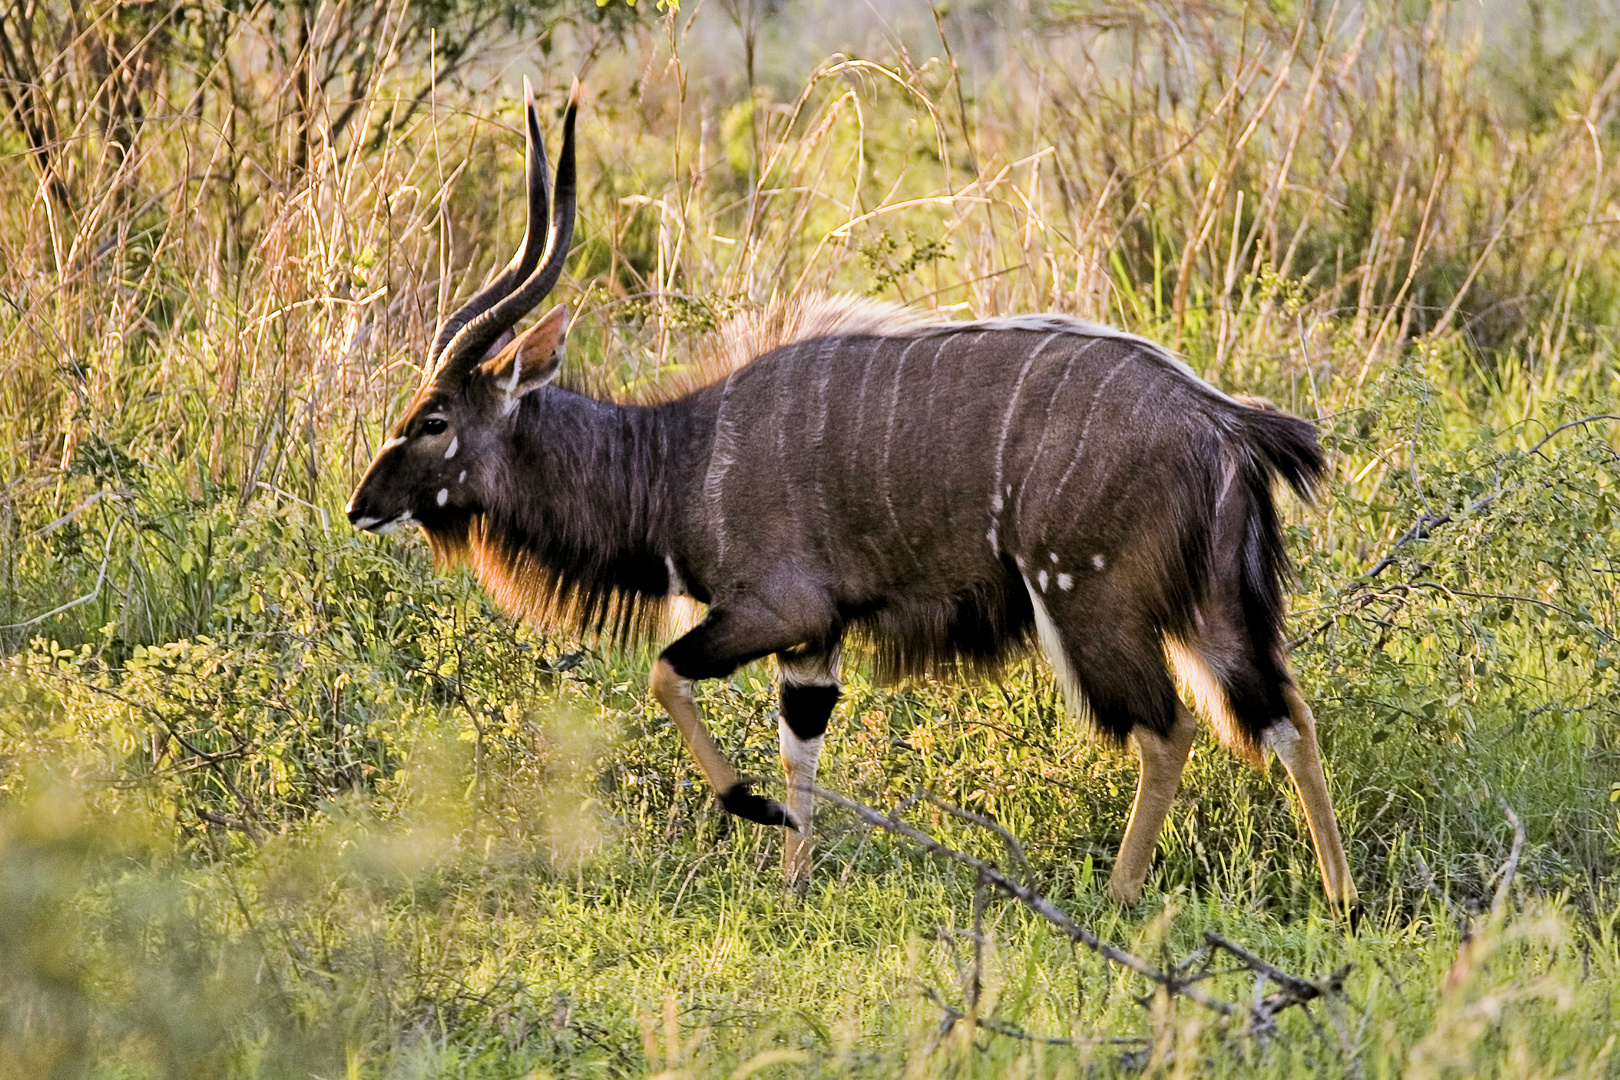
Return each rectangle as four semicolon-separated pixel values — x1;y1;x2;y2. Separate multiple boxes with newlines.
1108;700;1198;904
1272;682;1358;912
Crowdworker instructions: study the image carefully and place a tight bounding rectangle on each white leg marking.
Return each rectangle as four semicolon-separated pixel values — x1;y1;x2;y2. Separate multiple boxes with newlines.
436;488;448;507
1022;574;1084;716
444;436;458;459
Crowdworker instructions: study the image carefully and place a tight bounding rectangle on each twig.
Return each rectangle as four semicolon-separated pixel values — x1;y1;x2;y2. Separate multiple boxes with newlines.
0;518;122;630
1490;798;1525;916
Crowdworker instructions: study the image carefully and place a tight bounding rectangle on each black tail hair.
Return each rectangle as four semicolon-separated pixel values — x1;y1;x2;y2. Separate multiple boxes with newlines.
1213;399;1326;759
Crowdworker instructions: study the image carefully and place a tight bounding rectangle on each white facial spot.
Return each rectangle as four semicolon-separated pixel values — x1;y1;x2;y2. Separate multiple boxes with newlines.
1037;569;1049;592
1092;553;1106;571
381;436;406;452
444;436;458;459
1057;573;1074;591
1015;554;1026;569
1049;551;1058;563
458;470;467;483
436;488;449;507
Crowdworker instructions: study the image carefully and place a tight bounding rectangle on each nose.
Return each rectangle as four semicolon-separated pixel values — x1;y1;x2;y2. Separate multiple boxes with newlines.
345;491;376;529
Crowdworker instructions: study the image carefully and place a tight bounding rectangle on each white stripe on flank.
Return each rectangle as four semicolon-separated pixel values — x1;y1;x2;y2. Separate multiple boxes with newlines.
989;332;1061;540
880;337;928;570
702;368;746;567
1013;338;1100;529
1047;357;1137;511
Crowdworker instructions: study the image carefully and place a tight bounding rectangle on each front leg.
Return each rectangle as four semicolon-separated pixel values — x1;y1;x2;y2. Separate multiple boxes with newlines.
777;643;841;893
651;605;813;829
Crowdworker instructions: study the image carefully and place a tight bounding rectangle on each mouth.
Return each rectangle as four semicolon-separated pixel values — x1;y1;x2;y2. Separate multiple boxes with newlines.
352;511;416;534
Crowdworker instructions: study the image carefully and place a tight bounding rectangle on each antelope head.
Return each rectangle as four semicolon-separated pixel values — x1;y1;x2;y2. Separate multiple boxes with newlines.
345;79;579;537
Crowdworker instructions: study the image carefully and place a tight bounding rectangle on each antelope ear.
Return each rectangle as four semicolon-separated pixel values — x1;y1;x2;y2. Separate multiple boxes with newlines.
483;304;569;399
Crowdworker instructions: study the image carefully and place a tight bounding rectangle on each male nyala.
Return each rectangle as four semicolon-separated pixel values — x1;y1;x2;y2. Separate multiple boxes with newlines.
347;79;1358;913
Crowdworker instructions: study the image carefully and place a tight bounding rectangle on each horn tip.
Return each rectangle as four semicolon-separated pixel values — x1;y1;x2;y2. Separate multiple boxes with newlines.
523;75;534;106
568;77;582;108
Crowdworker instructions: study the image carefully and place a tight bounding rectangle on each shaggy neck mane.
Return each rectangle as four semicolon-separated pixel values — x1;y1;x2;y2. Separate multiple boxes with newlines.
425;391;676;645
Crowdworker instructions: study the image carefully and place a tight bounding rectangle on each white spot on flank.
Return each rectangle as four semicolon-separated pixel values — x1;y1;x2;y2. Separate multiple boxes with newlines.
381;436;406;452
436;488;448;506
444;436;458;459
1057;573;1074;590
1049;551;1058;563
1092;553;1106;571
458;470;466;483
1037;569;1049;592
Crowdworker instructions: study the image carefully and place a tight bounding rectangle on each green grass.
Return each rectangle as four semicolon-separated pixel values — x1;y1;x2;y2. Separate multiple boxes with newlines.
3;1;1620;1076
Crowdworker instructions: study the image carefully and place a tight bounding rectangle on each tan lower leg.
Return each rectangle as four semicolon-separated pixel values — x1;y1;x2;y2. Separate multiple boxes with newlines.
1108;702;1199;904
1274;684;1358;911
651;659;740;794
779;719;823;892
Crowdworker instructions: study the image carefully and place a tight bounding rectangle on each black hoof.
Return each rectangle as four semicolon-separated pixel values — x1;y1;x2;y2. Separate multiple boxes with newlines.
720;781;799;829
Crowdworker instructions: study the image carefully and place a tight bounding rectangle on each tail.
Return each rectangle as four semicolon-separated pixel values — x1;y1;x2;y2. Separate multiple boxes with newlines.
1176;398;1325;762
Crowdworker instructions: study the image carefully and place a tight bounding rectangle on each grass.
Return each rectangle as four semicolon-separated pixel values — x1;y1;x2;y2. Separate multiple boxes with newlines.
1;0;1619;1076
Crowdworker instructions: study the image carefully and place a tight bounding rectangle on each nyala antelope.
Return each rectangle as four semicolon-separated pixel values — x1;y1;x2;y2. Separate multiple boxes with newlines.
346;80;1358;912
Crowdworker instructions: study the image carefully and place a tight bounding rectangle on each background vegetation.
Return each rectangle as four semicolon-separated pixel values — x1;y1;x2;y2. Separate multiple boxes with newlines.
1;0;1617;1075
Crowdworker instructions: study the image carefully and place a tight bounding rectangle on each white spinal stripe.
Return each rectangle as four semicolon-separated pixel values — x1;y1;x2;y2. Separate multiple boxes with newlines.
918;312;1236;406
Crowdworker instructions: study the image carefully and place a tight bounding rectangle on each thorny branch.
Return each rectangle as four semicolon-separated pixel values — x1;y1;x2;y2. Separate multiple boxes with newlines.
812;785;1351;1047
1291;412;1620;649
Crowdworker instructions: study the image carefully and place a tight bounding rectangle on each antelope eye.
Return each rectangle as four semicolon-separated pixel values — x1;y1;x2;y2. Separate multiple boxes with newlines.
421;417;448;436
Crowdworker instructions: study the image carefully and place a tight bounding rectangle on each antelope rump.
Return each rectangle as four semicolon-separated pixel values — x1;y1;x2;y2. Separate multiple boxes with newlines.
345;80;1358;913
